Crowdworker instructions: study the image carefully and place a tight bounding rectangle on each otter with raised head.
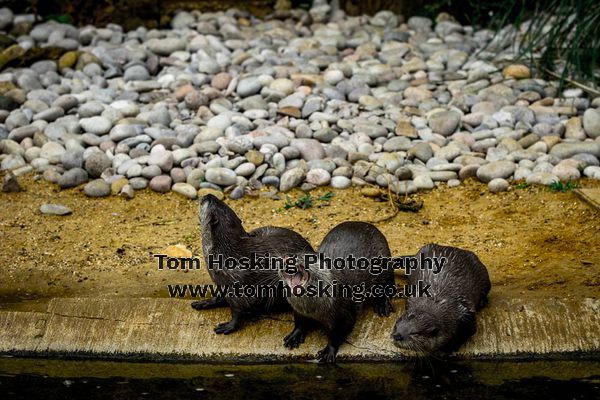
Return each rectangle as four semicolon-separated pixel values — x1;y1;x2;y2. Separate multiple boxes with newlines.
392;243;491;355
192;194;313;334
280;221;395;363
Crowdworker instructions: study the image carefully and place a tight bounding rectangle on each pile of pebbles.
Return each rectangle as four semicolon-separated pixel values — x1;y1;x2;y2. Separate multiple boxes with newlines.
0;1;599;200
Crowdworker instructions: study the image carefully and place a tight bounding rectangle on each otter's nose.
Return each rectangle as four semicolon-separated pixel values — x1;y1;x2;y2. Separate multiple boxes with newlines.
392;324;410;342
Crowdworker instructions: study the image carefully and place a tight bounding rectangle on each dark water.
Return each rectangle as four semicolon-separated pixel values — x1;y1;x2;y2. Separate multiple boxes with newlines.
0;358;599;399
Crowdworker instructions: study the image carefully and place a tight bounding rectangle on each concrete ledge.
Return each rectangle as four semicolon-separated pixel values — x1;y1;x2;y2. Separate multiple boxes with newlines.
575;188;600;211
0;297;598;362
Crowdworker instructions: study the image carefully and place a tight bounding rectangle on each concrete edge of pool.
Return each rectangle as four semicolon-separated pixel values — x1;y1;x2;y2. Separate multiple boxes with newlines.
0;297;598;362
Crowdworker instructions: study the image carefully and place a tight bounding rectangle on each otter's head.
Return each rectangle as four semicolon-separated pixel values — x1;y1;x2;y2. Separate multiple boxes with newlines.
392;299;455;354
199;194;245;238
279;254;311;291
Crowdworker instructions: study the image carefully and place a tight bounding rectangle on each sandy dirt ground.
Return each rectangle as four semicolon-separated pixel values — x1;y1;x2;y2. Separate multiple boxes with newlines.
0;175;599;311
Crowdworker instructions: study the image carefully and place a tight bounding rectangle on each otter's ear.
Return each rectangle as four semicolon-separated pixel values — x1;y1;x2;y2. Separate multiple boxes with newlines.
457;296;475;313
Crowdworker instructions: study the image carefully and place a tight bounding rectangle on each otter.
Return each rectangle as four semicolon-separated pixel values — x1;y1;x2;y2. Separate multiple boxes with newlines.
392;244;491;355
191;194;313;334
280;221;395;363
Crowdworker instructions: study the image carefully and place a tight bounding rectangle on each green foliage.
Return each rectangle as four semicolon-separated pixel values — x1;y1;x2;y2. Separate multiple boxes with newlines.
281;191;334;211
515;181;531;189
513;0;600;89
418;0;599;89
317;192;335;201
295;1;313;10
548;181;578;192
419;0;518;27
45;14;73;24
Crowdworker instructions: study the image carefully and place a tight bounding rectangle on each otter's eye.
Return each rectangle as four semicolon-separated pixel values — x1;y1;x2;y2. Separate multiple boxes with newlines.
407;314;415;320
426;326;439;336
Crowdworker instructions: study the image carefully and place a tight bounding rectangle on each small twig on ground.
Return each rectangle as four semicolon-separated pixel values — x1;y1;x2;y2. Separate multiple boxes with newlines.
133;219;181;227
365;184;423;224
542;68;600;97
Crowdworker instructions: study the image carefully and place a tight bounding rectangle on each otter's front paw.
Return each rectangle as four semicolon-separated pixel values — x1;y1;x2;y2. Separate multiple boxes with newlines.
191;300;212;310
316;345;337;364
375;298;394;317
283;328;305;349
214;320;238;334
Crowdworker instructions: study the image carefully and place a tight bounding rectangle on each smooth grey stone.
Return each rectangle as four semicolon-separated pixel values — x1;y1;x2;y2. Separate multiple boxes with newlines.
414;174;434;190
129;177;148;190
172;182;197;199
476;160;516;183
228;185;246;200
354;123;388;139
142;164;162;179
307;159;336;173
226;136;254;154
40;142;65;163
526;172;559;186
428;111;461;136
8;125;37;141
0;7;13;30
33;107;64;122
139;106;171;126
205;167;237;186
170;167;186;183
238;95;268;111
550;142;600;159
235;162;256;177
58;167;88;188
78;101;105;118
148;150;174;172
302;97;323;118
383;136;412;152
572;153;599;167
0;139;25;156
429;171;458;181
279;167;305;192
253;132;290;149
80;116;112;135
331;175;351;189
124;65;150;81
237;77;262;97
583;166;600;179
5;111;30;131
126;163;142;178
313;128;337;143
84;152;111;178
290;138;325;160
84;179;111;197
52;95;79;111
1;154;26;170
583;109;600;138
61;149;84;169
408;142;433;162
262;176;280;187
17;73;42;92
306;168;331;186
146;37;186;55
195;140;221;153
40;203;72;216
186;169;205;189
149;175;173;192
